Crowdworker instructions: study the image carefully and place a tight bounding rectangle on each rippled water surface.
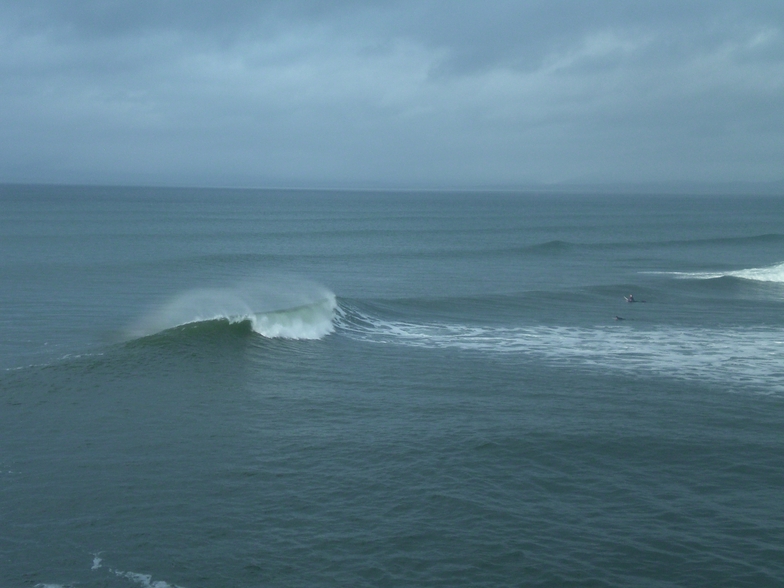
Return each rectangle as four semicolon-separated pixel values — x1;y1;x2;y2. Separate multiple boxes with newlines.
1;186;783;587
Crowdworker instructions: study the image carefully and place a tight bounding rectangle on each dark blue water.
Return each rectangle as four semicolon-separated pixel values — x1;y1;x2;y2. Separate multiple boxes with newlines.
1;185;783;587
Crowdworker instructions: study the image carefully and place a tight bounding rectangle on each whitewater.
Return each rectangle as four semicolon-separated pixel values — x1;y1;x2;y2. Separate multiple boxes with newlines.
650;260;784;282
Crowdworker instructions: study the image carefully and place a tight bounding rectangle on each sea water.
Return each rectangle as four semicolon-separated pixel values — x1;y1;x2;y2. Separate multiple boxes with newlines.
1;185;783;587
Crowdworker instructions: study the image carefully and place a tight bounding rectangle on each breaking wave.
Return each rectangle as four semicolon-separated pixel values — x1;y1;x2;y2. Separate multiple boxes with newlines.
125;280;336;341
652;261;784;283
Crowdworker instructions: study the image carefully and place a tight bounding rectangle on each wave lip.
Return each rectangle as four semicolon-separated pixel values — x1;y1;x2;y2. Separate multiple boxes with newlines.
125;283;337;341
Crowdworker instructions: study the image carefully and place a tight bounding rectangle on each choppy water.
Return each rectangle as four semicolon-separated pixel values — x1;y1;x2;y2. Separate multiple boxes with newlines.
1;185;783;587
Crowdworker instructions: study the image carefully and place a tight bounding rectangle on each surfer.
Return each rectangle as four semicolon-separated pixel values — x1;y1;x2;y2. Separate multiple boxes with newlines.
625;294;635;303
614;316;624;321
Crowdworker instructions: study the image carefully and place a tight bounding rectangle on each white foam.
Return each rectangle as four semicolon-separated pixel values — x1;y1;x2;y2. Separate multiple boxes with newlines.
338;309;784;394
89;556;185;588
652;261;784;283
249;297;336;339
114;570;184;588
728;262;784;283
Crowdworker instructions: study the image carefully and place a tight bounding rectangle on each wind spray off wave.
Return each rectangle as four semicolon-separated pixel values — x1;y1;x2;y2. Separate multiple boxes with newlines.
125;279;337;340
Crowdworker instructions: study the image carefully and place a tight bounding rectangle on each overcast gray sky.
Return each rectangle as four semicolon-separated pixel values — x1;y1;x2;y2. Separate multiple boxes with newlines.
1;1;783;189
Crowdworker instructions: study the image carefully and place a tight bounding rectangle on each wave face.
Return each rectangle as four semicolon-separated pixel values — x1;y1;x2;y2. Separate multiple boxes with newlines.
125;280;336;340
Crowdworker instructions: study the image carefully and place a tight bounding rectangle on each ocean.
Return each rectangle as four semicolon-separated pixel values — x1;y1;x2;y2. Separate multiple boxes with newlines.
1;185;783;587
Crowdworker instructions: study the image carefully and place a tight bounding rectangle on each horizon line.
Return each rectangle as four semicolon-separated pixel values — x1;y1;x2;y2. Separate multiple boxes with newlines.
2;178;783;196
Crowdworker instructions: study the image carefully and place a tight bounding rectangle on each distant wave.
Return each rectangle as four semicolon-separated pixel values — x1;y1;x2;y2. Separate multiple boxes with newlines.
125;280;336;341
651;261;784;283
497;234;784;257
110;234;784;273
517;240;574;253
659;233;784;248
336;304;784;394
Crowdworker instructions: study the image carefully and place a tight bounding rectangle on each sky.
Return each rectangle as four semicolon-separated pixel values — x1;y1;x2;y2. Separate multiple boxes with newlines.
1;0;783;189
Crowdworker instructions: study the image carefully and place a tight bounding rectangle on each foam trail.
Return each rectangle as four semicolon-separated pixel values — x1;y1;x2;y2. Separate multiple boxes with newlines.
125;279;336;340
338;307;784;394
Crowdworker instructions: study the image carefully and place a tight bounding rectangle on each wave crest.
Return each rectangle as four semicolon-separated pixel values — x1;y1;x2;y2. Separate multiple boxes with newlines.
126;281;336;341
653;261;784;283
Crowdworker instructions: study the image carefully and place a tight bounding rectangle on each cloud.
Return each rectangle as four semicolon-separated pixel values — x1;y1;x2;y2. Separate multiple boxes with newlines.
1;1;783;187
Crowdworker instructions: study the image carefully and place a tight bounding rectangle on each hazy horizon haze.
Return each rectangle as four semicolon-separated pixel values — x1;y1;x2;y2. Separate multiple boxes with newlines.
2;1;783;189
